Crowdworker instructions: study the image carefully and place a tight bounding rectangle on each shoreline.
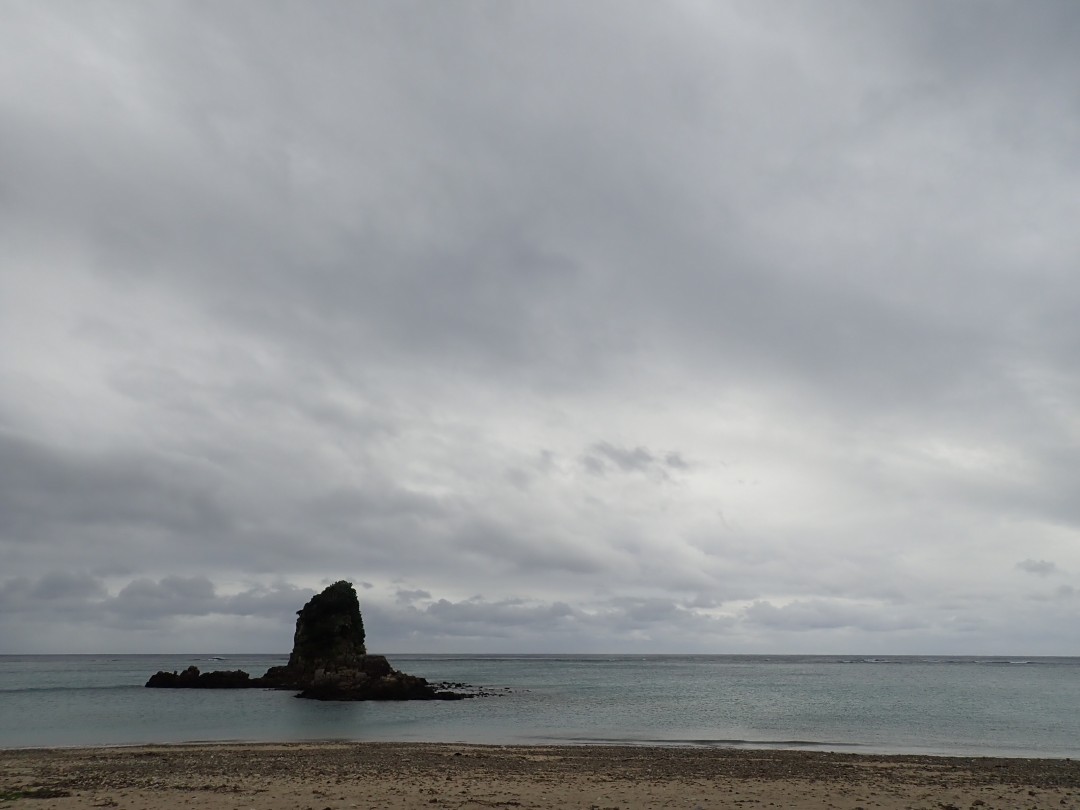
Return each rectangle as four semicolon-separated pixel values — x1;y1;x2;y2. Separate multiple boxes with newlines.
3;737;1078;761
3;741;1079;809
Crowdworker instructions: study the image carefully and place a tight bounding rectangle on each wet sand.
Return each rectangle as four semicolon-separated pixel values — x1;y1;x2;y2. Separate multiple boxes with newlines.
2;742;1079;809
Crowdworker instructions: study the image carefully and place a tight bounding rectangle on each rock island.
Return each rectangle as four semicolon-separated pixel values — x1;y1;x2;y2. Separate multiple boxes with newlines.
146;581;470;700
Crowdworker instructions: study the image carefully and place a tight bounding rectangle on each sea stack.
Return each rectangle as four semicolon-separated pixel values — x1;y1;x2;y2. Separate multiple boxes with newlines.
259;579;370;689
290;580;367;667
146;581;468;700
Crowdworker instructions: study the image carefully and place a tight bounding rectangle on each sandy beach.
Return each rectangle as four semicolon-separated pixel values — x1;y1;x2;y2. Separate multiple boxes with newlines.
2;742;1079;810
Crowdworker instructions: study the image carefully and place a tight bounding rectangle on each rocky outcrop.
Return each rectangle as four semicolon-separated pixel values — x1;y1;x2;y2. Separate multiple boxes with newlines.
145;666;254;689
257;580;372;690
289;580;367;667
145;581;472;701
294;654;464;701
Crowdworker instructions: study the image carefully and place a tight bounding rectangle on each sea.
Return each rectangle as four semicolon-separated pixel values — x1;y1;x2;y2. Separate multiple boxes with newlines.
1;654;1077;758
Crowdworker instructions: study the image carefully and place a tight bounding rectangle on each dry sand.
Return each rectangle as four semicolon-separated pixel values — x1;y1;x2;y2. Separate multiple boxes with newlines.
3;742;1079;810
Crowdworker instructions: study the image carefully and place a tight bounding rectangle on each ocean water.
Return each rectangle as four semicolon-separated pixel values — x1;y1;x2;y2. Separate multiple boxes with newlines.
1;654;1077;757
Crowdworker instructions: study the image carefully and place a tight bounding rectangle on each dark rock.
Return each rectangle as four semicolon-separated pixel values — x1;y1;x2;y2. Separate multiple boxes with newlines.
196;669;254;688
145;666;253;689
297;665;453;701
256;664;299;690
287;580;366;670
146;670;183;688
145;581;474;701
252;582;444;699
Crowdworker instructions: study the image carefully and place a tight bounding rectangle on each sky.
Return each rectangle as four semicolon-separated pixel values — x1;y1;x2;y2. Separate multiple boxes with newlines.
2;1;1079;655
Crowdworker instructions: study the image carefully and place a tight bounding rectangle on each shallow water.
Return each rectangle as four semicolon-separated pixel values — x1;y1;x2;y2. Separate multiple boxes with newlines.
2;654;1078;757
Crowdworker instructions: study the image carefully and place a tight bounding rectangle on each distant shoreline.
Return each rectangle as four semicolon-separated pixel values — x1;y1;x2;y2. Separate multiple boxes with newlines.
3;741;1080;809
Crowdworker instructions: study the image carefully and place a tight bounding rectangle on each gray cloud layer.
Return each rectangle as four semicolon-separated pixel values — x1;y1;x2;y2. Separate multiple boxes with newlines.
2;1;1079;653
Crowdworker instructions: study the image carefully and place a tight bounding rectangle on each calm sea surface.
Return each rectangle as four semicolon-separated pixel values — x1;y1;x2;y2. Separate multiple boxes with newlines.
1;654;1077;757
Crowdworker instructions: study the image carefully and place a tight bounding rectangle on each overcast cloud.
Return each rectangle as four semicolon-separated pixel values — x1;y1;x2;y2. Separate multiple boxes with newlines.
2;1;1079;654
